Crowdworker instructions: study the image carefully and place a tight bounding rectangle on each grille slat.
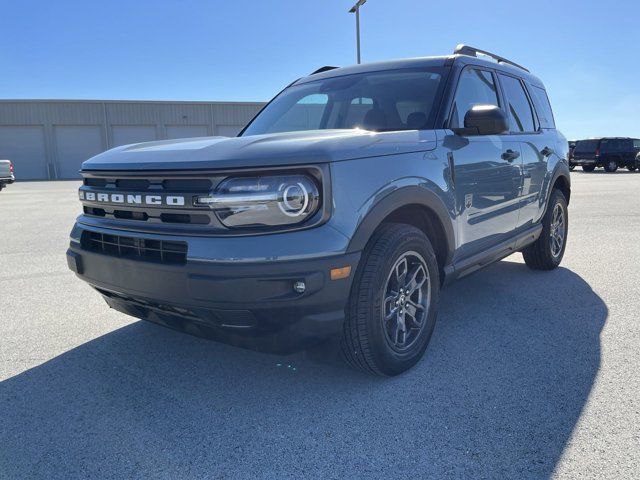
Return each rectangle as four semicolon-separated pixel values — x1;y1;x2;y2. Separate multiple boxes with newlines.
82;231;187;265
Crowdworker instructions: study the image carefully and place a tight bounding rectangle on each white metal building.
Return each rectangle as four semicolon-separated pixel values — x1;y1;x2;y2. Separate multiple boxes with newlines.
0;100;265;180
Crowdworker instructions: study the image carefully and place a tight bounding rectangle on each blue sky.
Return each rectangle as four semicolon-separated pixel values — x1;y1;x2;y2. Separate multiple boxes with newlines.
2;0;638;139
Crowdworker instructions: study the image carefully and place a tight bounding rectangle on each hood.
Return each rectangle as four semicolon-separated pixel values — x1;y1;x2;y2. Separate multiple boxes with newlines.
81;129;438;171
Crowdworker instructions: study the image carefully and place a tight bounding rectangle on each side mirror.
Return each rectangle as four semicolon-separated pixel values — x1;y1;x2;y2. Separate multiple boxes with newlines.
460;105;509;136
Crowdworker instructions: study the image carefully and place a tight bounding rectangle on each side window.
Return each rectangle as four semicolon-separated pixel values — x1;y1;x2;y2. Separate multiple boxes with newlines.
529;85;556;129
600;139;617;152
634;139;640;149
499;74;536;133
449;68;500;129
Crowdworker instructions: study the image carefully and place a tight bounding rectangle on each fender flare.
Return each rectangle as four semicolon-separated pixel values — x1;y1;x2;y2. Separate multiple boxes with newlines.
346;185;456;264
547;161;571;206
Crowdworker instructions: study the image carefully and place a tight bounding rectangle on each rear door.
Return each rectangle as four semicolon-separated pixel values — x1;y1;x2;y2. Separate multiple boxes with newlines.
497;73;549;229
444;66;522;259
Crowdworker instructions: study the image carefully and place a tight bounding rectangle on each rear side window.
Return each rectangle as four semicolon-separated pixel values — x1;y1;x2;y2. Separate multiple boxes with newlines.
498;74;537;133
600;139;627;152
529;85;556;129
449;68;500;129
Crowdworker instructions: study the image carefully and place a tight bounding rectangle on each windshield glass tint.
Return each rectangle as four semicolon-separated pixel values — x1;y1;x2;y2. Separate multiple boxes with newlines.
242;69;444;136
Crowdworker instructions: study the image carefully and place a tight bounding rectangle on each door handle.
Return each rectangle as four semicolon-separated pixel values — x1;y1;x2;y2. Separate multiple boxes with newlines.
501;149;520;162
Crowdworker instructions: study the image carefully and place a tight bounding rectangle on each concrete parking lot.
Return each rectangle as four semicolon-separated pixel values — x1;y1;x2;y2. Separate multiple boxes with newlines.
1;172;638;479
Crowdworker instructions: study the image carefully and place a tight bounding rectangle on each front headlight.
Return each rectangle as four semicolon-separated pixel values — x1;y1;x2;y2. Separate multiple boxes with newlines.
194;174;320;228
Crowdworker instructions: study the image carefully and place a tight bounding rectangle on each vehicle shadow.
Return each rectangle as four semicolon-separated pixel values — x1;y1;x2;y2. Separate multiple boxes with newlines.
0;260;606;479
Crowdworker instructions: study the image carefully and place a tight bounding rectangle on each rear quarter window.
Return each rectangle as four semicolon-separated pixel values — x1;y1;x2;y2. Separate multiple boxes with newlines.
529;85;556;129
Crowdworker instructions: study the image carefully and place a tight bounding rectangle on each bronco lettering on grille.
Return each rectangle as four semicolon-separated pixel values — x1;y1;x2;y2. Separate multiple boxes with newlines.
79;190;185;206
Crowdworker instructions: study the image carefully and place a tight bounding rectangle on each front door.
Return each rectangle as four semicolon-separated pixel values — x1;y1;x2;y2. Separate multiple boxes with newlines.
445;66;523;259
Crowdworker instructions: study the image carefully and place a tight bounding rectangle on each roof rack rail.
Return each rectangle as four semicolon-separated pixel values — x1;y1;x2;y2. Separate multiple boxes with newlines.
453;44;530;73
310;66;339;75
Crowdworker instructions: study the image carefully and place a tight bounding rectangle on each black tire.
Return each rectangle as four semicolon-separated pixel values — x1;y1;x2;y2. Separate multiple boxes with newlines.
603;159;618;172
341;223;440;376
582;164;596;172
569;165;575;171
522;190;568;270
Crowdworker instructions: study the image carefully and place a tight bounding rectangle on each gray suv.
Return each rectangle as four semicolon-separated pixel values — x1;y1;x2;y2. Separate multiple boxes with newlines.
67;45;571;376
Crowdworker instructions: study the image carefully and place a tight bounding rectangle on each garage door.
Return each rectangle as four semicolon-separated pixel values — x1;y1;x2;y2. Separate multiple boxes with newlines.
54;125;104;179
217;125;244;137
166;125;209;139
0;126;48;180
112;125;157;147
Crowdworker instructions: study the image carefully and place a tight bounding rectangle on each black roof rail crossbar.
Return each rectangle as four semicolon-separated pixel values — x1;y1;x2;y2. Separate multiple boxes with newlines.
310;66;339;75
453;44;530;73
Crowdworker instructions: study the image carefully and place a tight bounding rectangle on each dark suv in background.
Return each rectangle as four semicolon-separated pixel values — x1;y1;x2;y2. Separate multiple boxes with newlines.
571;137;640;172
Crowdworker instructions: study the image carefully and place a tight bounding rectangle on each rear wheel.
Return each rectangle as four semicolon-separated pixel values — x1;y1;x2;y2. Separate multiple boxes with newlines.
522;190;568;270
341;223;439;376
627;166;637;172
582;164;596;172
604;159;619;172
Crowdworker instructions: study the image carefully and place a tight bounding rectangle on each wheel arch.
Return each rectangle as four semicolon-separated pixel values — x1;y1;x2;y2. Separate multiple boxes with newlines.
346;186;456;278
552;171;571;205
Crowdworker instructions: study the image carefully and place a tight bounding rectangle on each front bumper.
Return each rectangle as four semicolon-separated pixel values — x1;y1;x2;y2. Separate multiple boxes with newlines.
67;224;360;353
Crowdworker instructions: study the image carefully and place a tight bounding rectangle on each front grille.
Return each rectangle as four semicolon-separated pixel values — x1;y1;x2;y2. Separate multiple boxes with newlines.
81;231;187;264
80;174;219;228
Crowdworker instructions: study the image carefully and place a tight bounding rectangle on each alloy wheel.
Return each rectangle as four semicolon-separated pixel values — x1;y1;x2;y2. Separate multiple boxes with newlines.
382;251;431;352
549;203;566;258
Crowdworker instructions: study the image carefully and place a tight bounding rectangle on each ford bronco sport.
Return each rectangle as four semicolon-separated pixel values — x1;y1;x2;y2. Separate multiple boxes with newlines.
67;45;571;376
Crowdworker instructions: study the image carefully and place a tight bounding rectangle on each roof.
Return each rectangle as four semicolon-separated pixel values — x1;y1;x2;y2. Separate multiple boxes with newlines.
296;52;544;88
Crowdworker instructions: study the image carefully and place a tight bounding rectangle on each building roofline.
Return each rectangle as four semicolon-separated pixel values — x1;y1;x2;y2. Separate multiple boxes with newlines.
0;98;266;105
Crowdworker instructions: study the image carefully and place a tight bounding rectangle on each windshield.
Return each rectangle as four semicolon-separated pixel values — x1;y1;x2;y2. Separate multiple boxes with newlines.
242;68;445;136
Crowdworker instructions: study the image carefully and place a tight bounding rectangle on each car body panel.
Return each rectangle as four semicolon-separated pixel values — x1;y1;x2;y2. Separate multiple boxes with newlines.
82;129;437;171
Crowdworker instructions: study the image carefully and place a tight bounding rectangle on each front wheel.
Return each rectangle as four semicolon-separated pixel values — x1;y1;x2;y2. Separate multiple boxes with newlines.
522;190;568;270
341;223;440;376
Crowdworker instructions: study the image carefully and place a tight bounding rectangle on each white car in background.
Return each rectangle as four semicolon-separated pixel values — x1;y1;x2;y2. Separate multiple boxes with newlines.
0;160;15;192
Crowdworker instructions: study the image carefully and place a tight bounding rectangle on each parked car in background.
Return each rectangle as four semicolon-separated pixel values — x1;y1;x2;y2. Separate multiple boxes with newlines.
572;137;640;172
67;45;571;376
0;160;15;191
568;141;577;170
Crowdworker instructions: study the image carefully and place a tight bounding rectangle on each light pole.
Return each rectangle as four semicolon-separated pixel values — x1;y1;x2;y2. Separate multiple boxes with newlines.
349;0;367;64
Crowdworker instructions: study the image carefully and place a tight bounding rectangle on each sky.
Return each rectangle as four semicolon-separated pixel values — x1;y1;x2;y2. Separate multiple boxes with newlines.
1;0;639;140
